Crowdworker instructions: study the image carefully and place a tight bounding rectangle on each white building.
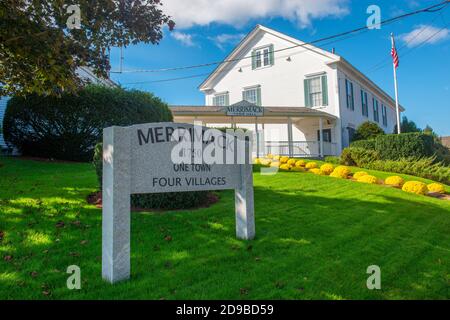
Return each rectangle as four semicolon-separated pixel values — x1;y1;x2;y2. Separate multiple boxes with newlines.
170;25;404;157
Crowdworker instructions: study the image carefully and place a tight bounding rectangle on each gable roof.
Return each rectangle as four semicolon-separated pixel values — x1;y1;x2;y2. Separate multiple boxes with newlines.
199;24;404;111
199;24;340;91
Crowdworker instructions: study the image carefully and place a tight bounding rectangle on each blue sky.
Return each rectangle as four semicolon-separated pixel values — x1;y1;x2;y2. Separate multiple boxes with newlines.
109;0;450;135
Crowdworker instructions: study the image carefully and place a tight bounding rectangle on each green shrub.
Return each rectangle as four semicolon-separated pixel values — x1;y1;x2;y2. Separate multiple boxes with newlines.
93;142;210;210
350;139;376;150
3;85;173;162
365;157;450;185
324;156;340;164
353;121;384;141
340;147;380;167
374;133;434;161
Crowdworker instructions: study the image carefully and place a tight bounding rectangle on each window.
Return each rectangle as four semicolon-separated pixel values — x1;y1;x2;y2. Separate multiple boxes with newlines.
373;98;380;123
345;79;354;110
252;45;274;69
348;127;356;144
212;93;229;106
304;75;328;107
382;104;388;127
361;90;369;117
242;86;261;106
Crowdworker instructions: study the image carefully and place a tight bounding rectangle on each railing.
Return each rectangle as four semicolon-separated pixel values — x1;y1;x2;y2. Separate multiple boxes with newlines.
262;141;337;157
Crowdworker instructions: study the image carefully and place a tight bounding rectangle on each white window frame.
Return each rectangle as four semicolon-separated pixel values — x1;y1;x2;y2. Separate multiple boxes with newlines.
213;92;229;106
308;76;323;107
253;45;273;69
242;86;260;105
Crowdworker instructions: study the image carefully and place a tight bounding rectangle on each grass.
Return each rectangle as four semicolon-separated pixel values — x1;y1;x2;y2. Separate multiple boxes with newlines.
0;156;449;299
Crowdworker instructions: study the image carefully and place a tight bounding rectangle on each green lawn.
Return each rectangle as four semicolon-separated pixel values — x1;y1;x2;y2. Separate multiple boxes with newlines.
0;156;449;299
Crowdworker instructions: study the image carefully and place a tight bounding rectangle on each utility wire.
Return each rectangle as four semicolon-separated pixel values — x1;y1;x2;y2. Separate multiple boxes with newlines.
111;0;450;75
121;29;373;85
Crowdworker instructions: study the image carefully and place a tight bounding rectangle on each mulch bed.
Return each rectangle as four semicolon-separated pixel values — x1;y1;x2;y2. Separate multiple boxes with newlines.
17;156;83;164
87;191;220;212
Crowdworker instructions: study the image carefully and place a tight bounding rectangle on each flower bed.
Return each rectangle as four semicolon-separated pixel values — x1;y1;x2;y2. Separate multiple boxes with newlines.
254;155;448;199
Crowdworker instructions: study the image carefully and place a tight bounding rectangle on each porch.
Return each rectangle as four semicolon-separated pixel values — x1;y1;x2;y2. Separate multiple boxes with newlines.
170;102;340;158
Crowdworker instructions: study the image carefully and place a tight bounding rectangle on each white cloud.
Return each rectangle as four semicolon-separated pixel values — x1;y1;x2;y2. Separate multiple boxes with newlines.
171;31;196;46
399;25;450;48
163;0;349;29
208;33;246;50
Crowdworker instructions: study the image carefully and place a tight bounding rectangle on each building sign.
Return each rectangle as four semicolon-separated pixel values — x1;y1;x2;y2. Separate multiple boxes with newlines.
226;103;264;117
102;122;255;283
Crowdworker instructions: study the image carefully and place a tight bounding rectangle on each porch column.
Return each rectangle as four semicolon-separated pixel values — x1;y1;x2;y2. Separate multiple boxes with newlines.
255;117;259;157
319;117;324;158
287;117;293;157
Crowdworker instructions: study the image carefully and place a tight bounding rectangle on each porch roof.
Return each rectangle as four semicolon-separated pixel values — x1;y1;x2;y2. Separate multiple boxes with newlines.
170;105;337;121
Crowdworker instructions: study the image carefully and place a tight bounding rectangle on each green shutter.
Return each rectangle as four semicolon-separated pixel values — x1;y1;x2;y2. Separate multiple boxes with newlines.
269;44;274;65
256;87;261;106
225;93;229;106
345;80;349;108
251;49;256;70
242;90;246;101
350;82;354;110
304;79;311;107
321;75;328;106
360;90;364;115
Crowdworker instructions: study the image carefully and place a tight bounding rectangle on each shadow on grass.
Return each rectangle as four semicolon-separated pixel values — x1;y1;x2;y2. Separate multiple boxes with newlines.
1;180;449;300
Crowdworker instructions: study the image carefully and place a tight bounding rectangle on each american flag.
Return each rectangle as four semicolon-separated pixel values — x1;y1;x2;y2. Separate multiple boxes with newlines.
391;38;399;69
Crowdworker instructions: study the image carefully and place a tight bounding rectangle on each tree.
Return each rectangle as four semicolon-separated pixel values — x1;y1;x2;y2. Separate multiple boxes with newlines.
0;0;175;96
353;121;384;141
394;116;421;134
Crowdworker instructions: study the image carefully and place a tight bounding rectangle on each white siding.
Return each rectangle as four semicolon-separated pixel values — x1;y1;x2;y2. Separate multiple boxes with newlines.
0;96;10;149
203;31;339;118
337;69;397;148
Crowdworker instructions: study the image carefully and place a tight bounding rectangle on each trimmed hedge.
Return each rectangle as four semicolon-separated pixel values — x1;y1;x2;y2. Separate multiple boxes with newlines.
365;157;450;185
350;133;436;161
375;133;434;160
93;142;210;210
3;85;173;161
353;121;384;141
350;139;376;150
340;147;380;167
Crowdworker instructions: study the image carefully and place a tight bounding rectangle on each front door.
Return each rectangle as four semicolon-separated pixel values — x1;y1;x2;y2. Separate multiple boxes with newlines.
317;129;332;155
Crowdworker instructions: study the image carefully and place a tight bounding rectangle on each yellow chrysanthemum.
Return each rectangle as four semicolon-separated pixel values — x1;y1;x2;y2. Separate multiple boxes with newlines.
273;155;281;161
270;161;280;167
427;183;445;194
291;166;305;172
310;168;323;175
402;181;428;195
330;166;351;179
287;159;297;166
353;171;368;180
320;164;334;175
357;175;378;184
385;176;404;187
253;158;261;165
305;162;318;169
280;164;291;171
295;160;306;167
280;156;289;164
260;159;271;166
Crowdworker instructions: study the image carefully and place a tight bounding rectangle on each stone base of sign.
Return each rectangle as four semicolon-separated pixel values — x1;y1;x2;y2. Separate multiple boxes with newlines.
102;127;132;283
235;163;255;240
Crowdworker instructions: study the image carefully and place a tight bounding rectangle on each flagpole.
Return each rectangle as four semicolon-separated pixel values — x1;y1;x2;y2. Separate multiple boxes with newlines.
391;33;401;134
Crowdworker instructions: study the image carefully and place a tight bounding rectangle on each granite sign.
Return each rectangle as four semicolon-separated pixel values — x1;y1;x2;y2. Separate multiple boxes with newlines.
102;122;255;283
